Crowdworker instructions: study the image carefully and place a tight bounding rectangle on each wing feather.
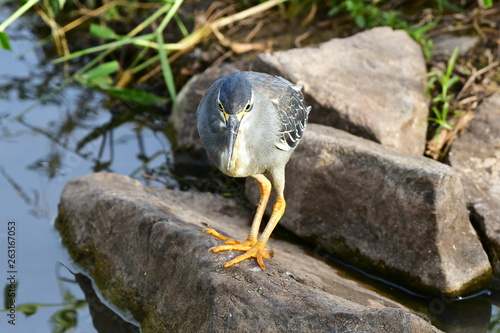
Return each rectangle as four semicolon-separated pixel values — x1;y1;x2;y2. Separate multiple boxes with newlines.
273;82;310;151
241;72;311;151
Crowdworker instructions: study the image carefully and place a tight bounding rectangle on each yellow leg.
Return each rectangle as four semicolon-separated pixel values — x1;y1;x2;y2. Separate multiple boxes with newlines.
203;175;285;270
257;196;286;246
220;196;286;270
247;174;272;243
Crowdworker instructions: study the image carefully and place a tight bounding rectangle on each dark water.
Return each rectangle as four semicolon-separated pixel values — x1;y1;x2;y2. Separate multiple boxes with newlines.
1;5;500;333
0;7;167;332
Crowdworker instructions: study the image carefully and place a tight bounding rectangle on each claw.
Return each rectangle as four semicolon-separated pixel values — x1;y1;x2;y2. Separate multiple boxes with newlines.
223;244;274;270
203;228;273;270
203;228;230;241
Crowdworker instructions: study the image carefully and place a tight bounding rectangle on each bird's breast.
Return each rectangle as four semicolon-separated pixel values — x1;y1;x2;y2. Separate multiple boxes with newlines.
222;133;251;177
219;116;255;177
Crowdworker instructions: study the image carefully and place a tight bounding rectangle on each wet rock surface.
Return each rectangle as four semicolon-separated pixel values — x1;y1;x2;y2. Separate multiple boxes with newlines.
247;124;492;297
449;92;500;275
252;27;429;155
57;172;441;333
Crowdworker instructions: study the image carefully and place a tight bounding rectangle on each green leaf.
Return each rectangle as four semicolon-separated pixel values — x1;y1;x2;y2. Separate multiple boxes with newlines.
422;40;434;59
63;289;76;303
444;76;460;90
327;4;344;16
445;47;460;79
84;61;119;81
48;0;61;16
17;303;39;317
482;0;493;7
4;282;16;309
72;299;87;309
90;23;118;40
0;32;11;50
88;76;113;86
426;70;443;77
51;308;77;333
426;76;438;96
431;107;442;119
58;0;67;10
410;19;439;37
105;87;168;106
442;123;453;130
432;95;445;104
354;15;366;28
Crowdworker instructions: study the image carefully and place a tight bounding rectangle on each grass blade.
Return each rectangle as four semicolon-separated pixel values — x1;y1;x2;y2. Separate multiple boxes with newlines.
90;23;119;40
445;47;460;79
52;34;155;63
0;31;11;50
84;61;119;80
156;0;185;111
0;0;40;32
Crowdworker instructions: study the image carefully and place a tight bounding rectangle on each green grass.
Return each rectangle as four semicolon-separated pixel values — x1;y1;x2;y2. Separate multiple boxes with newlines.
0;0;495;161
2;0;289;118
327;0;409;30
426;47;461;133
0;0;40;50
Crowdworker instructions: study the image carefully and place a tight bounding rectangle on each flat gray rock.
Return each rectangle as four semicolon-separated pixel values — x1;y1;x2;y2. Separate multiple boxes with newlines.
431;34;479;57
247;124;491;296
253;27;429;155
57;172;441;333
449;92;500;275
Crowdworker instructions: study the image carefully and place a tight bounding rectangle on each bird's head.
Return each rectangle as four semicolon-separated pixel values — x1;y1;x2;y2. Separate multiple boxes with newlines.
217;74;254;170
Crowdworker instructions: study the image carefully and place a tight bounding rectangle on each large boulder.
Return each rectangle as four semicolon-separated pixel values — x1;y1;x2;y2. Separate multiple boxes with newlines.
247;124;491;297
253;27;429;155
56;173;441;333
449;92;500;275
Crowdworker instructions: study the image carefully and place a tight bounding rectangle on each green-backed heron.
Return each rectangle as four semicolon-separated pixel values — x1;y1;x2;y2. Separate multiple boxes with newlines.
197;71;311;270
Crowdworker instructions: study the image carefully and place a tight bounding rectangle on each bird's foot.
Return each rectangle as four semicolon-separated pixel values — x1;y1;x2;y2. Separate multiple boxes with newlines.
203;228;274;270
203;228;243;243
217;242;274;270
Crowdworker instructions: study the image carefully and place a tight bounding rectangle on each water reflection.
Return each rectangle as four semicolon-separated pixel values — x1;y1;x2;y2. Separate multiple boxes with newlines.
308;245;498;332
75;274;140;333
0;7;172;332
432;296;491;332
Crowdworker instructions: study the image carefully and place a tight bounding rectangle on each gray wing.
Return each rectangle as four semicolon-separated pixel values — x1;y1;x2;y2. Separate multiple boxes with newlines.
241;71;311;151
274;82;310;151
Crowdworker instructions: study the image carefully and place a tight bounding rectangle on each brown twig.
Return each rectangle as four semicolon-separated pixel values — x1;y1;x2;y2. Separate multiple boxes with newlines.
244;20;264;43
457;61;499;100
34;6;70;77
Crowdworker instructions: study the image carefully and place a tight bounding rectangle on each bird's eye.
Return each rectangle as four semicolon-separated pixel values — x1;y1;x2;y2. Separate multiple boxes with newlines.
218;102;224;112
244;102;252;112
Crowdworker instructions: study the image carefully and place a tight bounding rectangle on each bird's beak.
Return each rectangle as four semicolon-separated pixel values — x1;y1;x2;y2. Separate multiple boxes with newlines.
225;114;240;170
